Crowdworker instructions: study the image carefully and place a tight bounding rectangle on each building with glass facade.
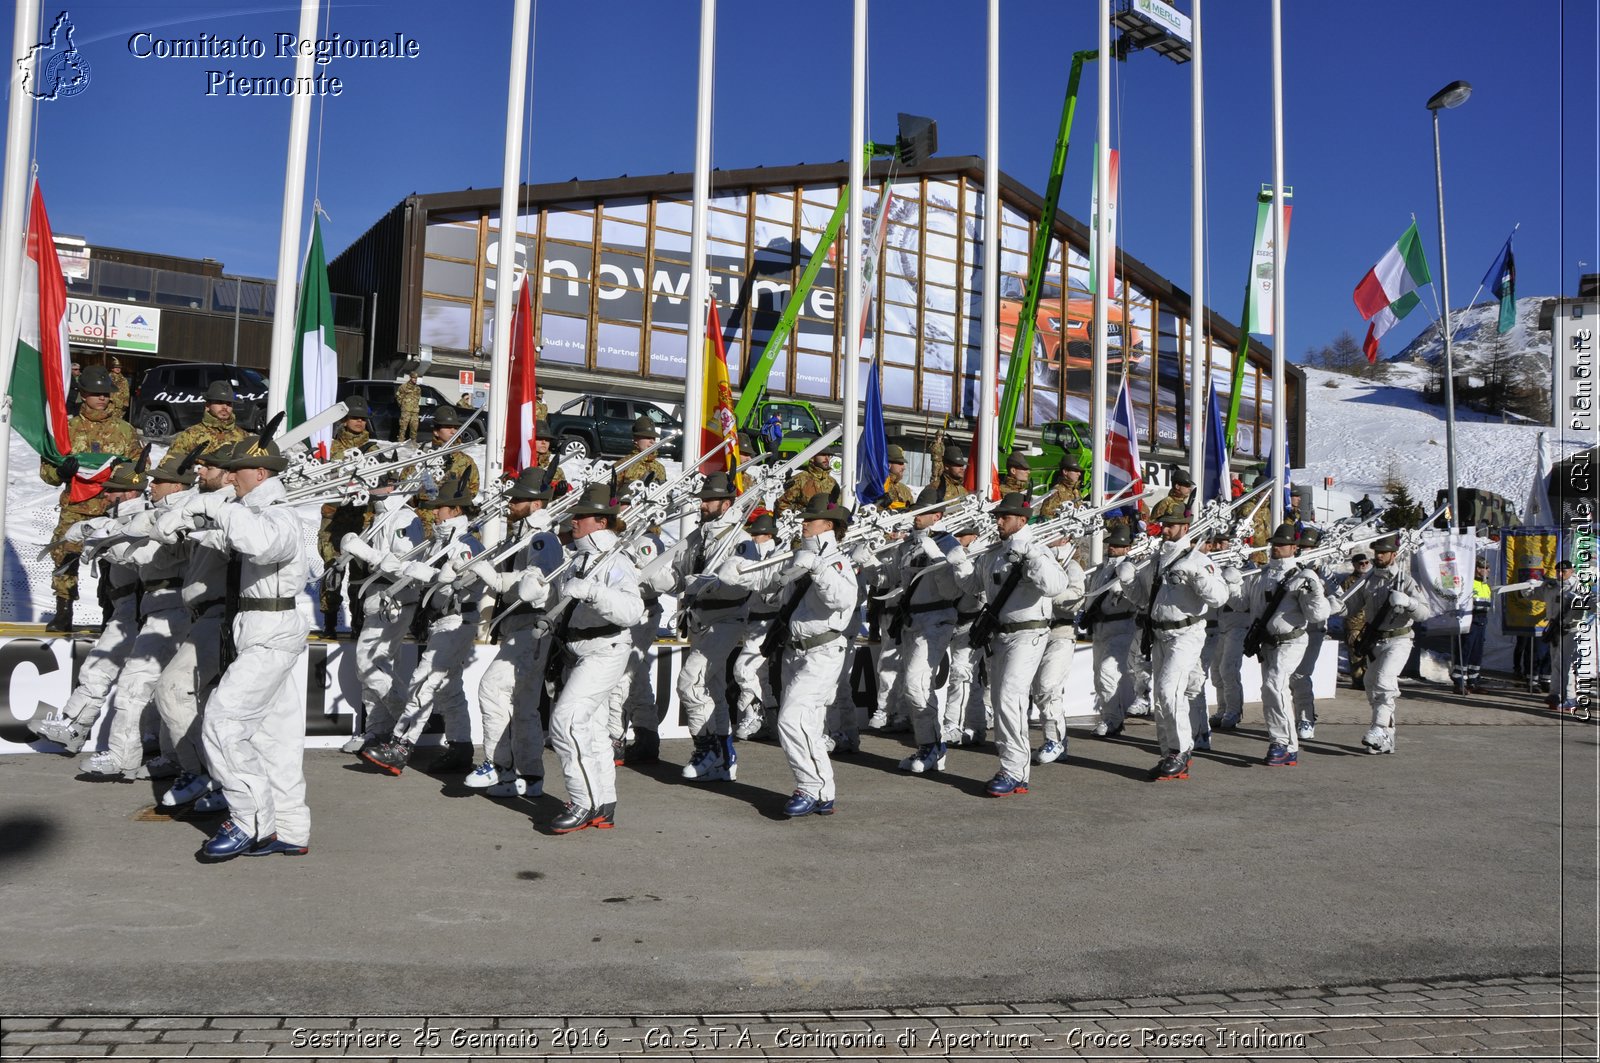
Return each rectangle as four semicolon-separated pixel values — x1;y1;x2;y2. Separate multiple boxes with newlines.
329;157;1304;465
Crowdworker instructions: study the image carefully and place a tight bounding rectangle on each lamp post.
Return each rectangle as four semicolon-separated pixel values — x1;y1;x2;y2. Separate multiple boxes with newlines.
1427;79;1471;533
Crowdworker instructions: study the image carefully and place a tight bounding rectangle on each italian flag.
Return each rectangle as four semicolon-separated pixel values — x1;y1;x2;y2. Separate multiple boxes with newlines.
1352;221;1431;362
286;215;338;454
10;180;115;499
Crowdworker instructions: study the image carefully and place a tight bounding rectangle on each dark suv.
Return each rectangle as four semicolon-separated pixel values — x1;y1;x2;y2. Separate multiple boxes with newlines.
131;362;269;438
337;379;468;442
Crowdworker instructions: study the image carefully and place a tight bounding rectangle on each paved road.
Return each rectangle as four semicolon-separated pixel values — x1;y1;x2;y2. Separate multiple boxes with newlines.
0;679;1594;1042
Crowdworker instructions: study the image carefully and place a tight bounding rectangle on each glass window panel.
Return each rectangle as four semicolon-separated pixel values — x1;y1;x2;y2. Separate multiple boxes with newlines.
1002;224;1030;253
1001;250;1029;276
801;184;839;208
924;230;958;261
420;297;471;351
649;327;687;379
795;353;832;398
755;192;793;222
711;191;747;213
545;210;594;242
424;223;478;260
883;365;915;410
603;198;649;224
654;226;690;254
600;216;647;249
95;261;152;302
796;326;833;353
710;212;749;245
883;331;917;367
423;257;477;300
596;321;641;372
539;314;588;365
154;270;208;309
655;198;691;230
921;373;953;414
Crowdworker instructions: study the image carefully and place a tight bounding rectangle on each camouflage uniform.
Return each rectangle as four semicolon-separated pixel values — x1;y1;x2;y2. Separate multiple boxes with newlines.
535;398;549;421
1341;568;1370;684
1038;481;1087;520
930;468;970;502
533;450;566;490
318;425;380;625
1000;472;1032;495
1149;490;1196;526
162;410;248;469
416;449;483;539
775;466;838;515
617;454;667;495
396;376;422;441
41;405;141;600
108;372;131;421
882;472;914;509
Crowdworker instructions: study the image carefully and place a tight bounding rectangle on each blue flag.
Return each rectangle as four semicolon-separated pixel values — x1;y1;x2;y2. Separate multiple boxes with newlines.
856;359;890;506
1480;231;1516;335
1203;386;1230;503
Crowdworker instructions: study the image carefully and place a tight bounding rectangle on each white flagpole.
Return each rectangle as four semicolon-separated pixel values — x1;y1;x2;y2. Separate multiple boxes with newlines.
683;0;715;478
1188;0;1206;488
841;0;867;502
266;0;321;423
0;0;42;543
976;0;1000;498
1090;0;1111;564
484;0;531;555
1269;0;1287;526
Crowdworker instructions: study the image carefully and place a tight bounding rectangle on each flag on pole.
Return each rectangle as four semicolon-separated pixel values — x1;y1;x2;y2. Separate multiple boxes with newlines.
10;180;73;466
1245;197;1293;335
701;297;742;480
502;278;538;475
1525;430;1555;527
1203;385;1230;503
1480;231;1517;335
1105;374;1145;515
286;215;339;455
1352;221;1432;363
1088;144;1120;296
856;356;889;506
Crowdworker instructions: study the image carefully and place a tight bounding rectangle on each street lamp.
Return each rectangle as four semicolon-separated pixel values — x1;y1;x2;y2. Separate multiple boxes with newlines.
1427;79;1471;533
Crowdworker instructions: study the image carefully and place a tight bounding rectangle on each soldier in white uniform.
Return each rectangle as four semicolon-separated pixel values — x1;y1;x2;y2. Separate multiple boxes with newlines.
1244;523;1329;767
722;495;857;817
956;492;1069;797
732;510;781;740
1080;523;1140;738
153;433;312;861
1333;533;1430;754
1526;559;1590;713
883;487;972;774
941;526;991;748
1031;527;1087;765
644;472;756;783
1289;526;1332;740
1124;511;1228;780
1207;533;1253;734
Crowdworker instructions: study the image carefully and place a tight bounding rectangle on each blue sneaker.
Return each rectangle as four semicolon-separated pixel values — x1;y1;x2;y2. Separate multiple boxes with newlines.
198;820;254;863
463;760;504;789
1032;739;1067;765
1265;744;1297;766
985;772;1029;797
246;834;309;857
784;790;835;817
1212;712;1242;732
1193;732;1212;752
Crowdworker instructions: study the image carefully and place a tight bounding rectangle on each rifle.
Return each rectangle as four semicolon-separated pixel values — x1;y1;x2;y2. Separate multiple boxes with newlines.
1242;567;1306;658
1343;502;1450;658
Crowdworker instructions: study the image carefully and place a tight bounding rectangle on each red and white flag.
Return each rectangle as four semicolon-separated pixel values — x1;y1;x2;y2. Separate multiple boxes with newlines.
1105;374;1145;514
502;279;538;475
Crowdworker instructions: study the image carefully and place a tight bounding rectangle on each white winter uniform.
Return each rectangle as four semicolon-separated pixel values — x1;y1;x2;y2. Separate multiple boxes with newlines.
542;529;645;810
100;497;191;769
57;500;145;754
1084;556;1140;731
1339;561;1430;734
154;489;230;776
1127;540;1229;758
1245;557;1330;752
957;527;1070;782
1208;562;1252;726
353;494;425;740
726;529;857;801
646;520;756;739
1290;559;1338;728
733;538;781;732
387;515;481;747
886;529;971;745
472;527;563;778
1031;543;1087;745
1528;575;1593;707
942;574;991;742
194;476;312;847
608;534;664;743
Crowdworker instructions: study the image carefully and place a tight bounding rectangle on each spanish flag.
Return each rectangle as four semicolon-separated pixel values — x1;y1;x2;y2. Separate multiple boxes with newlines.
701;298;743;486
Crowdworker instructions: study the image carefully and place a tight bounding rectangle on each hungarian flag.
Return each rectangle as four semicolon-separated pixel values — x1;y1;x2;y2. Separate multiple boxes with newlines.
502;279;537;474
1353;221;1431;363
286;215;338;454
1105;374;1145;517
1480;231;1517;335
701;298;742;481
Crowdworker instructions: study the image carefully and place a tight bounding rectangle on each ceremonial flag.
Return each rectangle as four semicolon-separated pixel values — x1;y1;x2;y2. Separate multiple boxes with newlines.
1353;221;1432;363
1203;385;1230;503
701;297;742;480
1088;144;1120;296
286;215;339;454
9;180;73;465
1105;374;1145;515
1245;197;1293;335
856;357;889;506
502;279;538;475
1480;230;1517;335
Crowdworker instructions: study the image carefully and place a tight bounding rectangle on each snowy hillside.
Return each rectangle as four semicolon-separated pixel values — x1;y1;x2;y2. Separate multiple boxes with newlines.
1390;295;1549;390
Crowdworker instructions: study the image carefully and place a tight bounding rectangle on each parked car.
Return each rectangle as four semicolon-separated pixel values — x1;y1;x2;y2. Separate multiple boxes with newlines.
336;379;464;442
548;396;684;459
130;362;268;438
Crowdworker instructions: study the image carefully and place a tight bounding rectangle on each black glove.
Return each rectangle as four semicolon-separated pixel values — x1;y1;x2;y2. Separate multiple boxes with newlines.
55;455;79;479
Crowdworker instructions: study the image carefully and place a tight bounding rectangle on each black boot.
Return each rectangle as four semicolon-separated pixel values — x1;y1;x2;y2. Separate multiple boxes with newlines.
45;596;72;633
625;728;660;765
431;740;476;774
320;595;341;639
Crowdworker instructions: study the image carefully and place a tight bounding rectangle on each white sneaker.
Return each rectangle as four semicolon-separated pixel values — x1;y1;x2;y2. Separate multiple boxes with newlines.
1033;739;1067;765
1092;721;1110;737
1297;721;1316;741
1362;726;1395;754
340;732;371;754
940;725;966;745
82;750;136;778
463;760;504;789
897;744;948;774
133;754;180;780
682;744;734;782
32;715;89;754
735;709;762;740
486;775;543;798
867;710;889;730
161;771;215;807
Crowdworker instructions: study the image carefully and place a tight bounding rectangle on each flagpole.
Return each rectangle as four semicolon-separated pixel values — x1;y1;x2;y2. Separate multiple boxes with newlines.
1268;0;1287;528
1090;0;1111;564
1187;0;1206;488
485;0;531;551
266;0;321;423
976;0;999;498
1430;101;1460;534
683;0;715;480
841;0;867;502
0;0;42;542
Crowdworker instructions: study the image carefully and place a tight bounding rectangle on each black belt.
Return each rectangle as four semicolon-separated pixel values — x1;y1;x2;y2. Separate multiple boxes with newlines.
1050;618;1077;630
499;601;544;624
1265;628;1306;645
692;596;747;613
909;600;957;615
142;577;182;593
956;609;981;624
999;619;1050;634
188;597;225;620
569;622;624;641
106;583;138;602
749;610;779;622
1148;615;1203;631
793;628;845;650
1100;610;1134;621
237;597;298;613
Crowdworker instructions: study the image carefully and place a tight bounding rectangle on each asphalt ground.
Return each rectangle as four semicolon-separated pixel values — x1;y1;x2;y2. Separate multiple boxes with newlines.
0;676;1595;1029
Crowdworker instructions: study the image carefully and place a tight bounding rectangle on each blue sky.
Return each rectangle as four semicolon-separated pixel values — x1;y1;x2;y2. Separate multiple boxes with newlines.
8;0;1597;362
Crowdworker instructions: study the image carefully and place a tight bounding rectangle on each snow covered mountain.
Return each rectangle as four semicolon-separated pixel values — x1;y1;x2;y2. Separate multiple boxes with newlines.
1389;295;1550;395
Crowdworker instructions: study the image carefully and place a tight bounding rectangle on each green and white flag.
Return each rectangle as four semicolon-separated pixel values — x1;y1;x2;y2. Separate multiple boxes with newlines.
286;215;338;455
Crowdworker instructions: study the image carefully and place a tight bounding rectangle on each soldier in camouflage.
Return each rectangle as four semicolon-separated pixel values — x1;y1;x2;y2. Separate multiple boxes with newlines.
107;356;131;421
1000;451;1033;495
531;417;566;491
775;445;839;515
534;385;548;422
40;365;141;632
415;404;483;538
161;380;248;472
881;445;915;509
615;417;666;496
317;397;381;637
395;371;421;442
931;444;970;501
1038;453;1089;519
1148;469;1197;525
